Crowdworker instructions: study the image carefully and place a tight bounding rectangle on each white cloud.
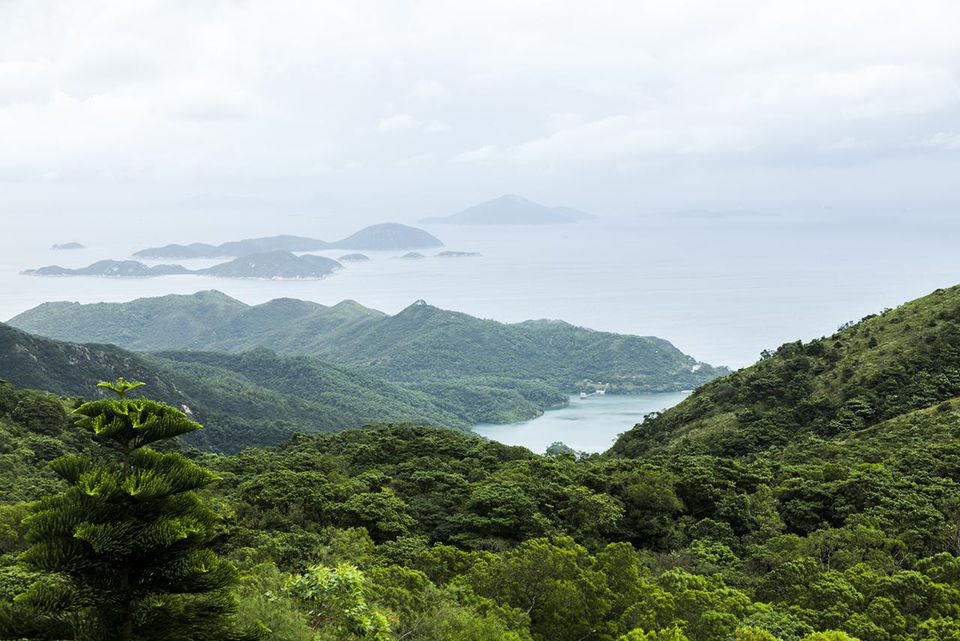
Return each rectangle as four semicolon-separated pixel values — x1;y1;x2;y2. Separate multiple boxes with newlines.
455;145;499;163
921;132;960;150
0;0;959;207
411;80;450;101
424;120;451;133
377;113;418;132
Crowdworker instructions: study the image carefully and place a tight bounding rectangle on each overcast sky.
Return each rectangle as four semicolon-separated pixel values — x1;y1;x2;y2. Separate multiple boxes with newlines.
2;1;959;220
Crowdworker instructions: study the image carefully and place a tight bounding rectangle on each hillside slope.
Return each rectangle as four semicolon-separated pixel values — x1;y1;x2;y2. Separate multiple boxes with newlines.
610;285;960;458
0;323;470;451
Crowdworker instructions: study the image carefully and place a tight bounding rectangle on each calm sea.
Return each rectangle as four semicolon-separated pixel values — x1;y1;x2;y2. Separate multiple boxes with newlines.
4;209;959;451
5;210;959;369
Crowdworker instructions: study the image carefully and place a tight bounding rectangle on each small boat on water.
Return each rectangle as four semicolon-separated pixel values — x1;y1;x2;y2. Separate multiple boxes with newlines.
579;389;607;399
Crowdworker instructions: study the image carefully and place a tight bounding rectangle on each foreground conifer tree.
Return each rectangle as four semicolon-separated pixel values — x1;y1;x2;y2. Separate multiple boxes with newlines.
0;379;262;641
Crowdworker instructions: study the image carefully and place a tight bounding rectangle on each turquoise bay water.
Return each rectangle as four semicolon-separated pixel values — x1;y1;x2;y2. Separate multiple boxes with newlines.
472;391;691;454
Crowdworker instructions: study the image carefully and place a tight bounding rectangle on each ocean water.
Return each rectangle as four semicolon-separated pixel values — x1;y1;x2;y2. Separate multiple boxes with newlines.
5;209;959;451
473;392;691;454
4;210;959;369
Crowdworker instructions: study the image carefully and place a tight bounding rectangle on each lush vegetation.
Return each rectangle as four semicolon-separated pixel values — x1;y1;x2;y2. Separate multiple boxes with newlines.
0;323;468;451
2;286;960;640
611;285;960;458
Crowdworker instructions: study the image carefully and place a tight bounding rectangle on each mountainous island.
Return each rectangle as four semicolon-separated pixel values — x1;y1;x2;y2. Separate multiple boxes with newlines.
2;285;960;641
133;223;443;259
198;251;342;279
22;260;191;278
422;194;596;225
22;252;343;280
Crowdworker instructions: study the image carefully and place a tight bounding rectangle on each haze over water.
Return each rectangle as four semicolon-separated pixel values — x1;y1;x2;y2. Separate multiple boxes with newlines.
5;208;960;370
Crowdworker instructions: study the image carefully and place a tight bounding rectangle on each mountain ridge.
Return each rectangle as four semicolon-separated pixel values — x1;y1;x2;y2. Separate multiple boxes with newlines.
9;291;724;395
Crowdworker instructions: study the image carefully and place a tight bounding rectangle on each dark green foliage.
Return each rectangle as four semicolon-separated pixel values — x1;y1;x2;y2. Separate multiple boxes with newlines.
3;285;960;640
0;380;260;641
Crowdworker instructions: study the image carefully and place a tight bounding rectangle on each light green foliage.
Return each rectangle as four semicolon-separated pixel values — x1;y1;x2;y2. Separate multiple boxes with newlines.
285;563;392;641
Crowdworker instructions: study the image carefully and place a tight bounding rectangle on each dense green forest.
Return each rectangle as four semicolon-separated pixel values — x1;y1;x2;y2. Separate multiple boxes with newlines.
3;286;960;640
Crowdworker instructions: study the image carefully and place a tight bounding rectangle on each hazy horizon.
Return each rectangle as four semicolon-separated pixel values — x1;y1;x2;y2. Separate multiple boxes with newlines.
2;1;960;220
3;1;960;371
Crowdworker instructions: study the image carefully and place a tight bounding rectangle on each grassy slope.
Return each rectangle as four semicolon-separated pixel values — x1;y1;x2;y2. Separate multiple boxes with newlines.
610;285;960;458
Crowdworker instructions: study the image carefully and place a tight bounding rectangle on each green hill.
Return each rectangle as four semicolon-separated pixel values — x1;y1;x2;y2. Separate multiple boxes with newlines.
9;292;724;396
0;323;470;451
610;285;960;458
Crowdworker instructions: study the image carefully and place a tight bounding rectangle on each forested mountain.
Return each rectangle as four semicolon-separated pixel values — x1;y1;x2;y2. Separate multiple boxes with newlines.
611;284;960;458
10;291;724;394
0;323;469;450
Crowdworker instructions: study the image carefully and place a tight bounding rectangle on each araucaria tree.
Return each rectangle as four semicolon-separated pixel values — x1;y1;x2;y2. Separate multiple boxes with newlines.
0;379;261;641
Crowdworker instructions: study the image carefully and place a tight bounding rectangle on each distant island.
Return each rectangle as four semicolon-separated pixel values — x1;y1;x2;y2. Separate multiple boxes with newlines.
421;194;595;225
133;223;443;259
331;223;442;251
400;252;426;260
50;242;85;250
134;235;329;259
23;252;342;280
338;253;370;262
436;251;481;258
198;251;341;280
23;260;190;278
